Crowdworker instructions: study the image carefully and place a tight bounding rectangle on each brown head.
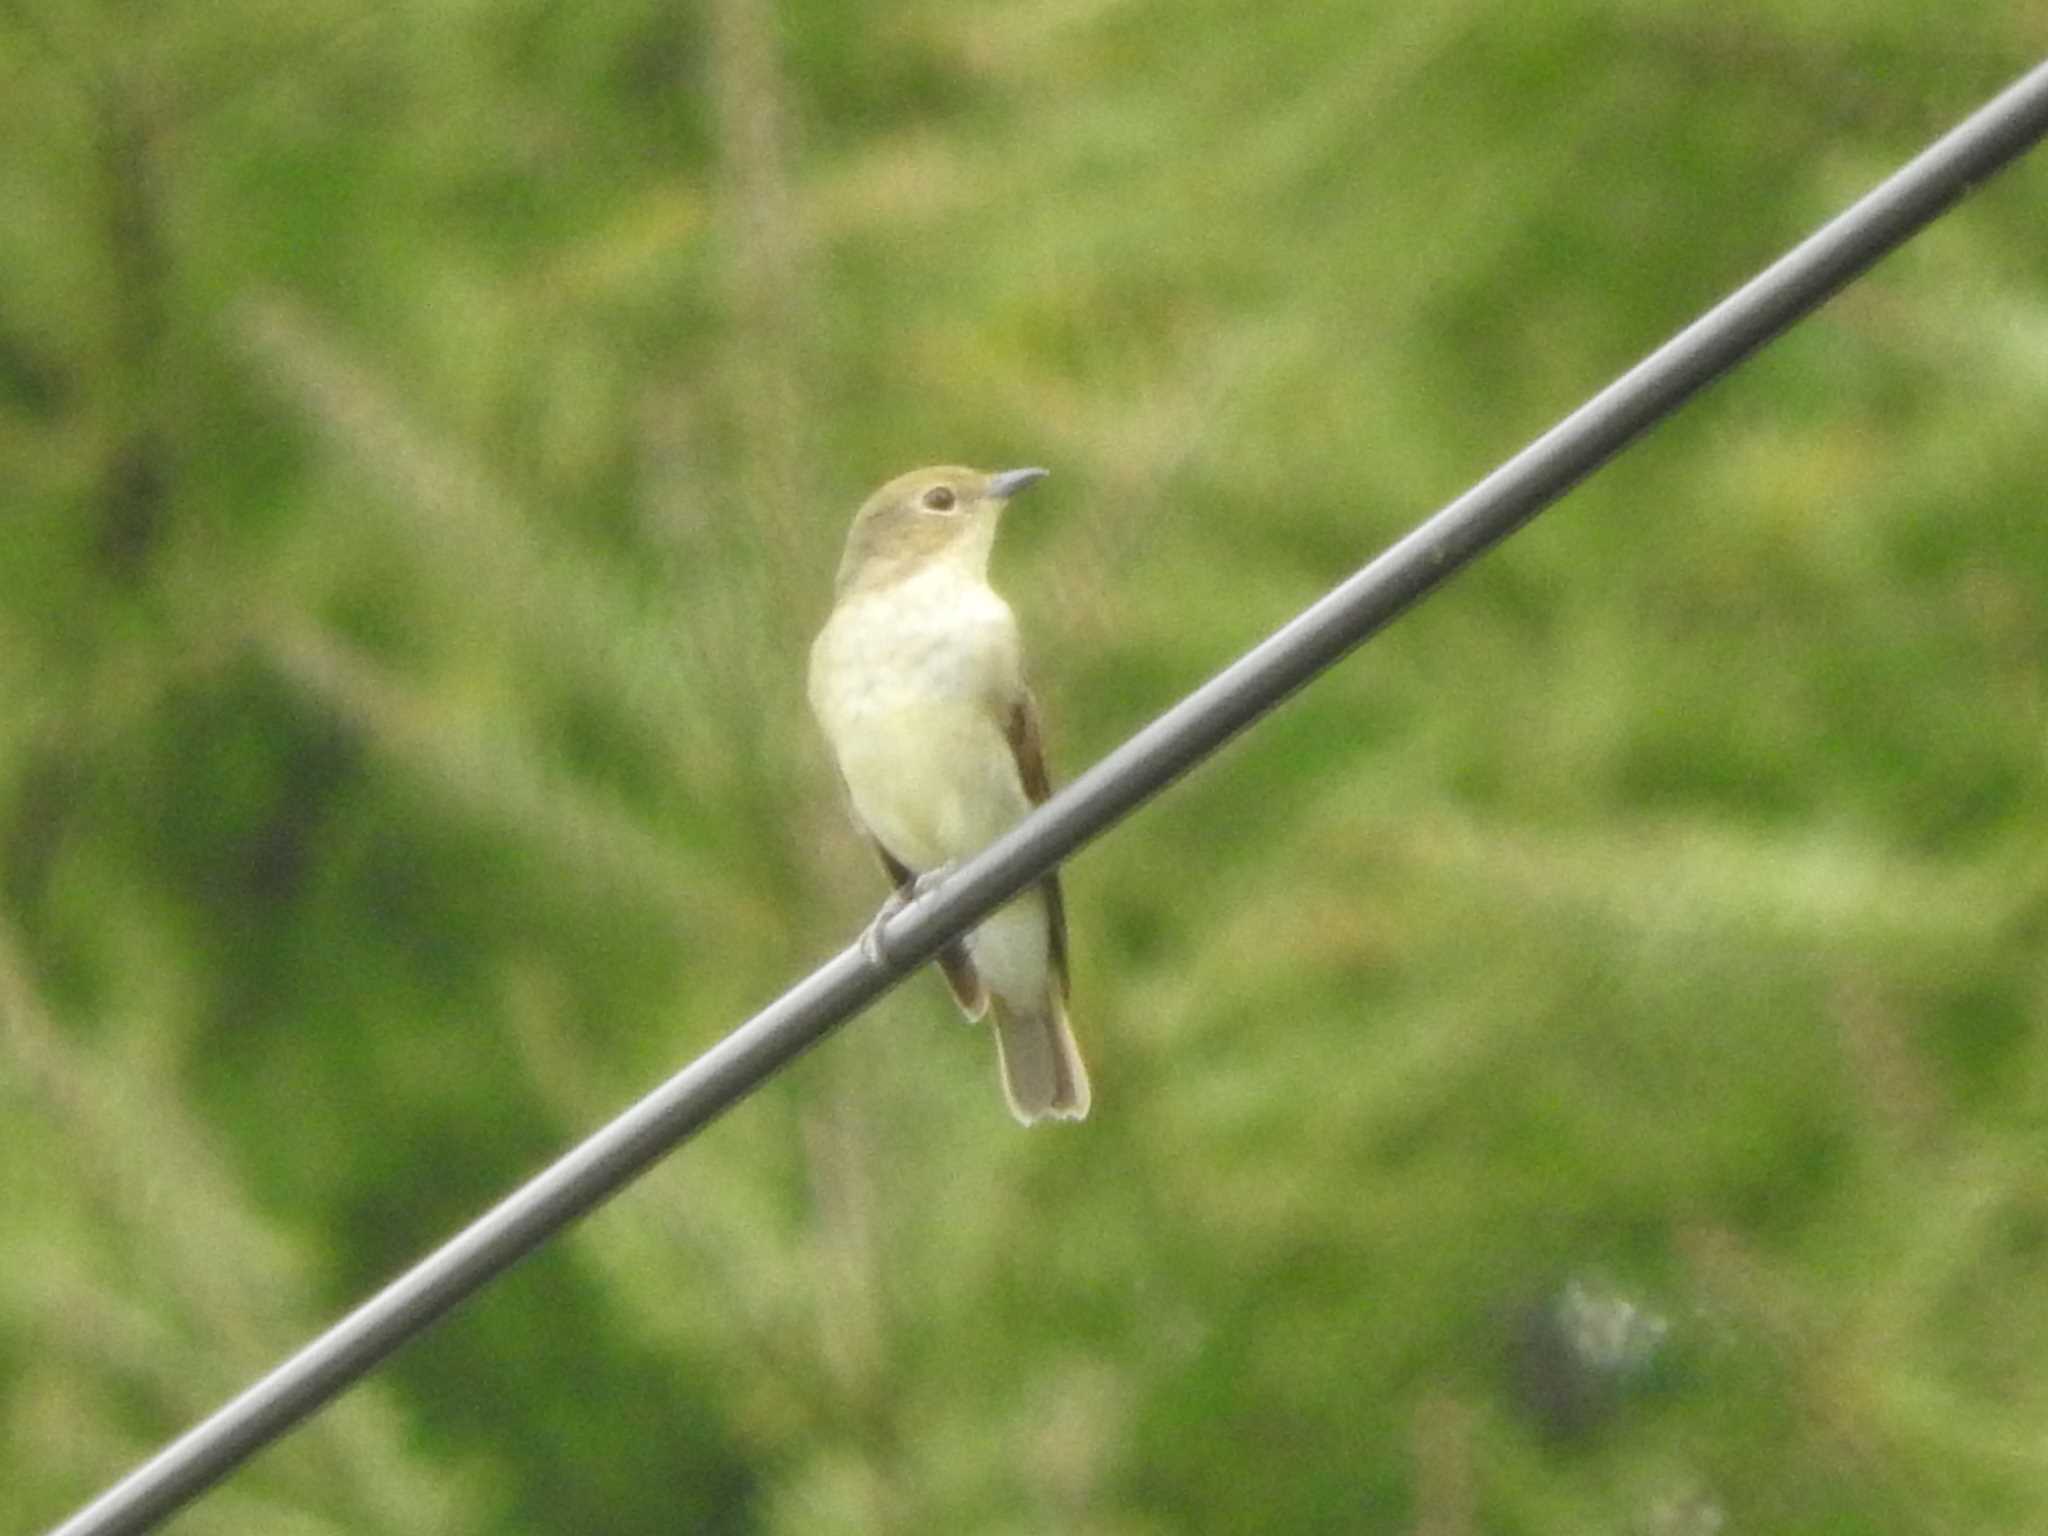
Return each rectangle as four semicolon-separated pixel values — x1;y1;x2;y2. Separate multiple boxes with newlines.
833;465;1048;597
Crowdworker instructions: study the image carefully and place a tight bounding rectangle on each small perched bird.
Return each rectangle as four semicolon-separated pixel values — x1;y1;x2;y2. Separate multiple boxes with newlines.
808;465;1089;1124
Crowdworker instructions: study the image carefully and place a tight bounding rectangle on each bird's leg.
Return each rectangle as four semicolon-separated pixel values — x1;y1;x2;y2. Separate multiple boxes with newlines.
857;889;911;968
858;862;958;968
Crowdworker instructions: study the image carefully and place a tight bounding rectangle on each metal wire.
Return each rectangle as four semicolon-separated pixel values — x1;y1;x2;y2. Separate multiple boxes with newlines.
48;54;2048;1536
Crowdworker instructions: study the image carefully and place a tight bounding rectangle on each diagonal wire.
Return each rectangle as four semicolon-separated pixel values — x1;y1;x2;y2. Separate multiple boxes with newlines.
46;54;2048;1536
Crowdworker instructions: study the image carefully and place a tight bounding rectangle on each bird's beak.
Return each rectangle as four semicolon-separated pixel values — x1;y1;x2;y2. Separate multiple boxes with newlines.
986;466;1049;501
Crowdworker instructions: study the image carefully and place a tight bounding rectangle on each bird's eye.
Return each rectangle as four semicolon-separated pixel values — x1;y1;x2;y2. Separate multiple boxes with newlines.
921;486;958;512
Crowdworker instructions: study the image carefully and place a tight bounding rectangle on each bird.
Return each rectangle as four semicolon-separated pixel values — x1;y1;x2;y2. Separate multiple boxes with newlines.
808;465;1090;1124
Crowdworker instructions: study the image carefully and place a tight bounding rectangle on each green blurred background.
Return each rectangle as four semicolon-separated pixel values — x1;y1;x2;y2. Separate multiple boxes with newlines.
5;1;2046;1531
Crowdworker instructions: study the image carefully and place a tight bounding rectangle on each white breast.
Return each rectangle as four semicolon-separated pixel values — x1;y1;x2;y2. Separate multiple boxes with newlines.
809;568;1031;869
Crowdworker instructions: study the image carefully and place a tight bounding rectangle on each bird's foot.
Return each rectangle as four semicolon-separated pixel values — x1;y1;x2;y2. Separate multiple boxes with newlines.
858;863;957;969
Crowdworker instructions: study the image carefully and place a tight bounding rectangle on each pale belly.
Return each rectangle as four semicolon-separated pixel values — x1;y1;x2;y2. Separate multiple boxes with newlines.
830;697;1032;870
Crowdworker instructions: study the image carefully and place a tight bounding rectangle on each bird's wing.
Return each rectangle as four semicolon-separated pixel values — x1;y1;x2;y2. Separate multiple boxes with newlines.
1004;688;1070;998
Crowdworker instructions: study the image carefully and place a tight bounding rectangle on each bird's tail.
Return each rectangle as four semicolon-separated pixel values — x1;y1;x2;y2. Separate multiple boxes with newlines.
989;991;1090;1125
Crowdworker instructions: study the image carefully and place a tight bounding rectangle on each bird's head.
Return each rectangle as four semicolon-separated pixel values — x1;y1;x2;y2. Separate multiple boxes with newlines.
833;465;1048;596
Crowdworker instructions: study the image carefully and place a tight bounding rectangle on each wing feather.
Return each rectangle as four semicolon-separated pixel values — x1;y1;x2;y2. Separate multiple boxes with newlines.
1004;689;1069;998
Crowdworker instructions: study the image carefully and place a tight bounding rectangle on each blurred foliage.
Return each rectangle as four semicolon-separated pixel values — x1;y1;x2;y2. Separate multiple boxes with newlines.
4;0;2047;1531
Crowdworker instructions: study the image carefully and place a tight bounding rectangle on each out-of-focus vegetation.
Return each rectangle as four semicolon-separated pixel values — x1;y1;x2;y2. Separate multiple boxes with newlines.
5;0;2046;1530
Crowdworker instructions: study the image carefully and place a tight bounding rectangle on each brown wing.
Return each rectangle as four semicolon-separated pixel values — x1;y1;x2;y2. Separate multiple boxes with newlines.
870;838;988;1021
1005;689;1070;998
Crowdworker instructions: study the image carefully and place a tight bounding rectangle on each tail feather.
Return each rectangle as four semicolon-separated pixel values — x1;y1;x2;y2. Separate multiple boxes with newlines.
990;993;1090;1125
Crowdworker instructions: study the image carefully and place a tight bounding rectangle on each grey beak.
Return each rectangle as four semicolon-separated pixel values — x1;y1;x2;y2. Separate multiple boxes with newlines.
987;466;1050;500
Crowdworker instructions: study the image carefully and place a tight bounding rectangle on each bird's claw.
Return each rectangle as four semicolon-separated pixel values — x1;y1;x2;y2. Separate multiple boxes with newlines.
858;863;957;970
858;888;910;968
